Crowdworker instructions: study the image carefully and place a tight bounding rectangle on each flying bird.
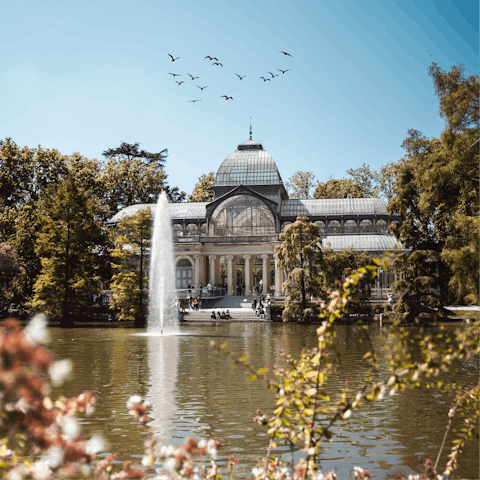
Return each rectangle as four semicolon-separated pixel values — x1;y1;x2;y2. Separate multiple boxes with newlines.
236;74;246;80
188;74;199;80
213;62;223;67
168;54;180;61
277;69;292;74
211;57;218;61
205;56;213;60
175;81;185;85
188;99;201;102
197;85;208;90
268;72;278;78
279;51;292;57
221;95;233;100
260;77;271;82
168;73;182;77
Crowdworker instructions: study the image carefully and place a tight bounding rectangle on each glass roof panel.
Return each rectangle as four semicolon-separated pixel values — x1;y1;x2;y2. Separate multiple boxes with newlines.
281;198;388;216
108;202;208;224
322;234;404;251
214;139;283;187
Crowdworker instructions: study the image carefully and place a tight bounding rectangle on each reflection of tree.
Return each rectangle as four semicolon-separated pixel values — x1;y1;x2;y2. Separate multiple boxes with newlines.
47;329;150;459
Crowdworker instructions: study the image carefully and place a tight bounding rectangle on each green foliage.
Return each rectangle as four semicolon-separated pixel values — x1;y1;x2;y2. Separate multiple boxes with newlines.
346;163;378;197
319;249;376;315
0;243;25;311
313;177;364;199
27;177;105;322
285;171;317;199
275;215;324;322
110;208;152;323
102;142;186;216
389;64;479;306
189;172;215;202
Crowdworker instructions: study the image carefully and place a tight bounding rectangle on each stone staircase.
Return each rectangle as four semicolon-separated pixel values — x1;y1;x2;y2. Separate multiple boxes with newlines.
180;296;271;322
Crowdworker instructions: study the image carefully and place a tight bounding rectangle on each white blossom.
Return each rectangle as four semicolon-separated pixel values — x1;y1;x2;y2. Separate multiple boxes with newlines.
252;467;264;478
142;455;155;467
24;314;48;345
164;457;177;472
32;461;53;480
377;392;384;400
126;395;142;409
343;409;352;419
45;446;64;467
61;415;79;439
86;435;105;455
49;360;72;386
448;408;455;417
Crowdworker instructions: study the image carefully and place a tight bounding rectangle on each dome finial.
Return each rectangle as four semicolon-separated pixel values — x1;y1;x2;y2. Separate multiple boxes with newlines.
249;117;252;140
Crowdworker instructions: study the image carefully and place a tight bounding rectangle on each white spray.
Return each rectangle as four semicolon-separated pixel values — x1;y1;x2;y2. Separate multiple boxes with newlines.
148;192;178;334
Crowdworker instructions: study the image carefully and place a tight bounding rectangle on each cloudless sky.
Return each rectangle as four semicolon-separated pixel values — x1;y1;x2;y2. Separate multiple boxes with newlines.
1;0;478;196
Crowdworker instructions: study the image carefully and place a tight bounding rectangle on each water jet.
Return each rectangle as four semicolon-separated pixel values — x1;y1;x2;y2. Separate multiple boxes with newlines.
148;192;178;334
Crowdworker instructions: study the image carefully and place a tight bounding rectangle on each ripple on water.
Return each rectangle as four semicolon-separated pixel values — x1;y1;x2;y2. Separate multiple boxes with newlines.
45;324;479;480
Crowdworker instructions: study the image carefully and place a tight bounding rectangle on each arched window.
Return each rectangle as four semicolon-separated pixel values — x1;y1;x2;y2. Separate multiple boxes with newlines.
360;219;373;233
176;258;193;288
209;195;275;236
327;220;341;234
344;220;357;233
315;221;325;234
376;219;388;233
200;223;207;235
173;224;184;237
186;224;198;235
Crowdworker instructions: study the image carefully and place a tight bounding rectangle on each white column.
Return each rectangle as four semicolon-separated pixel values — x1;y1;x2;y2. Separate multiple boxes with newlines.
261;254;269;295
194;254;201;288
226;255;233;296
208;255;216;285
274;255;281;298
244;254;251;295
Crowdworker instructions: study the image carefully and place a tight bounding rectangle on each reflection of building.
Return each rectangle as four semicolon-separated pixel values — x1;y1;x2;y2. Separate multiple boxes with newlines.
109;135;404;298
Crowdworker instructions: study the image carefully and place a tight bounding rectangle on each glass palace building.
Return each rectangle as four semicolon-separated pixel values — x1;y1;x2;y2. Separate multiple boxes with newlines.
109;136;404;298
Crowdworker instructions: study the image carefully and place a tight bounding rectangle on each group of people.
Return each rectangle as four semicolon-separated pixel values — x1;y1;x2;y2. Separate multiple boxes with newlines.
210;310;231;320
251;294;270;320
187;296;201;310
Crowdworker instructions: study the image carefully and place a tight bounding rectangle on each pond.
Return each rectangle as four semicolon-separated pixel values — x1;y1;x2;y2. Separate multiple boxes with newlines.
46;323;478;479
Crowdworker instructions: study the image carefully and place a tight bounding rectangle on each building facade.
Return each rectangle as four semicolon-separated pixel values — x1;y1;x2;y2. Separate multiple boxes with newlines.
109;136;404;298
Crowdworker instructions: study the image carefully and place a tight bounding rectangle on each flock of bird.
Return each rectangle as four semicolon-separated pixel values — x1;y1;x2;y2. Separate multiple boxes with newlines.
166;51;293;103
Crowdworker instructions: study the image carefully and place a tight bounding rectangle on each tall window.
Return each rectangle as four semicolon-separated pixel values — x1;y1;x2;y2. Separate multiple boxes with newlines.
209;195;275;236
176;259;193;288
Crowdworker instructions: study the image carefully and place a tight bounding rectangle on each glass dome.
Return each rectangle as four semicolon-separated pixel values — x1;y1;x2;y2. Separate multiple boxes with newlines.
214;139;283;187
209;194;275;236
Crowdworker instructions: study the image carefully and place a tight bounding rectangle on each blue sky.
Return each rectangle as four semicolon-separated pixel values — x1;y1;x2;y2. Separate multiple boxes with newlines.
1;0;478;196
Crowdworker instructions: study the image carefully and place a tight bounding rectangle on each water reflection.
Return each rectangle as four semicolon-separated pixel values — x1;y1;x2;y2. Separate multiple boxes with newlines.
45;325;478;479
146;335;179;445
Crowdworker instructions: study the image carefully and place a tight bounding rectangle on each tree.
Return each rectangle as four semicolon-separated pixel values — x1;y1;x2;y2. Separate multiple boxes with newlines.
346;163;377;197
313;177;364;199
27;176;105;324
389;63;479;306
285;171;317;199
188;172;215;202
275;215;324;322
101;142;186;216
109;208;152;324
389;132;451;321
320;249;375;304
0;243;25;312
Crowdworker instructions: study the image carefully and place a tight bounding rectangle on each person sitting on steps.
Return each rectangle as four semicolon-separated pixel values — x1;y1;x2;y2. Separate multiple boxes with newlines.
220;311;226;319
210;311;216;320
225;309;231;319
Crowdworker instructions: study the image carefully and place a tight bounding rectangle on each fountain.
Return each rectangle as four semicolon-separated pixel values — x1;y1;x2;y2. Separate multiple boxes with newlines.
148;192;179;335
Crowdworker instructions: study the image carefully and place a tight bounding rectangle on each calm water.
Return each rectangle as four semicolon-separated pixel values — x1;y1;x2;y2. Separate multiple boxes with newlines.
46;324;479;479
